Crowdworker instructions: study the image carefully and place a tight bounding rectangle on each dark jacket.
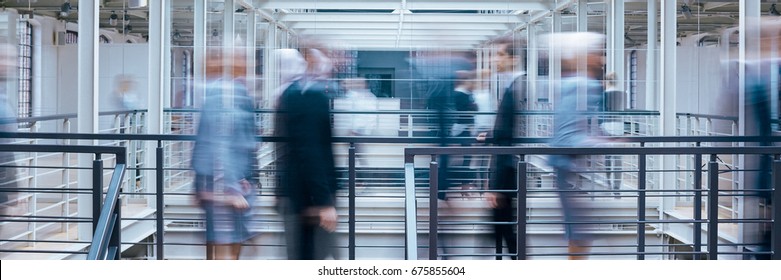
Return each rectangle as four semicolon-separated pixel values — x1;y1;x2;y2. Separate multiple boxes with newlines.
275;80;338;213
490;75;527;194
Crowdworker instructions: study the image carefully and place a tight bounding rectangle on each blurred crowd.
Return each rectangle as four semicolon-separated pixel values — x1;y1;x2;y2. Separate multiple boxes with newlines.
0;17;777;260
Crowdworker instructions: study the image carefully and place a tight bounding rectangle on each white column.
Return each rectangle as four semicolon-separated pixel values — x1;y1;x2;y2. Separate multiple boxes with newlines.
645;0;658;111
77;0;100;241
526;27;538;111
576;0;588;109
577;0;588;32
247;13;257;101
263;24;277;108
660;0;678;224
738;0;761;253
224;0;235;49
147;2;165;134
162;1;172;109
608;0;625;91
193;0;206;108
145;0;166;208
660;0;677;137
31;21;42;116
222;0;236;85
739;1;761;137
549;14;562;104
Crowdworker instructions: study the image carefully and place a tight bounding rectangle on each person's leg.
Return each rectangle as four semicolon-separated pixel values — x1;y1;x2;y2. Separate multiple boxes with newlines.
229;243;242;260
557;166;591;259
226;206;249;260
492;199;516;260
196;175;217;260
282;200;302;260
314;226;337;260
493;221;503;260
567;240;591;260
300;218;316;260
205;242;216;260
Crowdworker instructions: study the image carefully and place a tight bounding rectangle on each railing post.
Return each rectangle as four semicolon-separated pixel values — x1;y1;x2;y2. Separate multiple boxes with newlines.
93;156;103;232
517;155;527;260
407;113;413;137
693;150;703;260
637;153;646;260
156;141;164;260
403;159;418;260
429;156;439;260
772;156;781;260
708;154;719;260
348;142;356;260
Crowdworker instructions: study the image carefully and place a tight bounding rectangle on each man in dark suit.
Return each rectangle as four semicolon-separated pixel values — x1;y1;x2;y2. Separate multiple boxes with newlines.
275;48;339;260
477;36;528;260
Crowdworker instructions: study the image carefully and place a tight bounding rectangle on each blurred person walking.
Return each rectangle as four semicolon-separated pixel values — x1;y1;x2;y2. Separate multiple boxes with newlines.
274;48;339;260
477;36;528;260
544;32;617;259
741;18;780;260
341;77;378;176
191;48;259;260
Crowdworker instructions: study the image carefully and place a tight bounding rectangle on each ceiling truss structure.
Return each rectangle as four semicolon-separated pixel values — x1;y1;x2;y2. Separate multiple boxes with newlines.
1;0;777;49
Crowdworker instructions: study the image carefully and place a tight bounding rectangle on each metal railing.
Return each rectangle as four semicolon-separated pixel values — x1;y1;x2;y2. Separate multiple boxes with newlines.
3;108;778;260
8;110;146;238
0;144;125;260
1;131;778;260
403;144;781;260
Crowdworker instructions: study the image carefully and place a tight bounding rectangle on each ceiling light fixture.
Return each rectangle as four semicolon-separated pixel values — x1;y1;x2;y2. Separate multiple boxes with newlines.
109;11;118;26
59;0;71;18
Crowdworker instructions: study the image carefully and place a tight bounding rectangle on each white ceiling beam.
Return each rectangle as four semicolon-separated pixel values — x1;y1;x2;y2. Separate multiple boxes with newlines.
279;13;523;24
505;0;575;34
290;21;513;30
298;29;502;36
405;0;551;11
396;0;407;48
339;45;478;51
314;34;491;41
257;8;295;34
338;44;479;50
324;41;488;47
258;0;552;11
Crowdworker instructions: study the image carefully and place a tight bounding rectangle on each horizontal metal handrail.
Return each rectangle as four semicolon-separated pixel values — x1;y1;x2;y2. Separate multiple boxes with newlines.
404;146;781;160
2;132;780;145
676;112;739;121
15;110;146;123
0;144;126;160
165;107;662;116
